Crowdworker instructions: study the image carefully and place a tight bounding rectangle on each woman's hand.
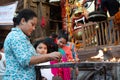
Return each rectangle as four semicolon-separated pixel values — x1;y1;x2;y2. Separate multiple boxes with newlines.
48;52;62;61
30;52;62;65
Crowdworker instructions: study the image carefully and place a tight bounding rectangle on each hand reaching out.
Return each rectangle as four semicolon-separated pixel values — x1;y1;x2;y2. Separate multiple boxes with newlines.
48;52;62;61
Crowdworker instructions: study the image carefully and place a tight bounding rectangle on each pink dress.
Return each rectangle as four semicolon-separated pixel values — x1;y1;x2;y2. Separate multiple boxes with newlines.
51;48;71;80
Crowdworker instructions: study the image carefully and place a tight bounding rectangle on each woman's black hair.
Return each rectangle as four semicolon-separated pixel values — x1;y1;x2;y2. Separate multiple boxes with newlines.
13;9;37;27
58;34;68;42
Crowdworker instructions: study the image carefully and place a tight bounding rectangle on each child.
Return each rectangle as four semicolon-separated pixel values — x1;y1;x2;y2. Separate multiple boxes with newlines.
34;39;54;80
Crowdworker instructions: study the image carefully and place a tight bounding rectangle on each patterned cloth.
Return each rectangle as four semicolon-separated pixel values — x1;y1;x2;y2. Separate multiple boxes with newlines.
3;27;37;80
62;46;73;61
66;42;77;59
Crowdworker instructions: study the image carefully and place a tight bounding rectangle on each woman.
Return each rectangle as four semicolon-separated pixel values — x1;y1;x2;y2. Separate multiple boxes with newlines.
57;35;79;80
3;9;61;80
56;35;73;80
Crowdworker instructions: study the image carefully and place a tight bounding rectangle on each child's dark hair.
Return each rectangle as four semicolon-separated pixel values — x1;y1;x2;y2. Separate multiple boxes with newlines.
44;38;58;53
33;39;48;49
50;33;58;39
33;39;58;53
13;9;37;27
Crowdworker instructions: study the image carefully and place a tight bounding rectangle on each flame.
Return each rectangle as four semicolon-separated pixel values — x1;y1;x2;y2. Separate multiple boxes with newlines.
109;57;116;62
118;58;120;62
103;48;107;52
109;57;120;62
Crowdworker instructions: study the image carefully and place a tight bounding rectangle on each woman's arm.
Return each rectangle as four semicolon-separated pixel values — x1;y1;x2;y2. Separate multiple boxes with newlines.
30;52;61;65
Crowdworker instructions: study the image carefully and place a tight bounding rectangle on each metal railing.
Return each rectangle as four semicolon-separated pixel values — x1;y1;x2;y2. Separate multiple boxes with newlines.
35;62;120;80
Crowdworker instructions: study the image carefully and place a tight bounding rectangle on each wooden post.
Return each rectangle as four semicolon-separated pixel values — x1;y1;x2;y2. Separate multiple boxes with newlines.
24;0;27;8
66;0;73;42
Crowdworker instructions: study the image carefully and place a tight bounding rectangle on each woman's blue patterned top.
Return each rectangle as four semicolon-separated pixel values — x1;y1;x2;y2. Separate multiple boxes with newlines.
3;27;37;80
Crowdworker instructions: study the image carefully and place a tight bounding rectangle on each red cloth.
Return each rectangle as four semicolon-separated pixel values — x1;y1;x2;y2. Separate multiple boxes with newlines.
40;16;46;27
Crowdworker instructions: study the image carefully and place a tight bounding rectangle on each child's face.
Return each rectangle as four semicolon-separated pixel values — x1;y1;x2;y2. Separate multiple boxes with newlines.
36;43;47;55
